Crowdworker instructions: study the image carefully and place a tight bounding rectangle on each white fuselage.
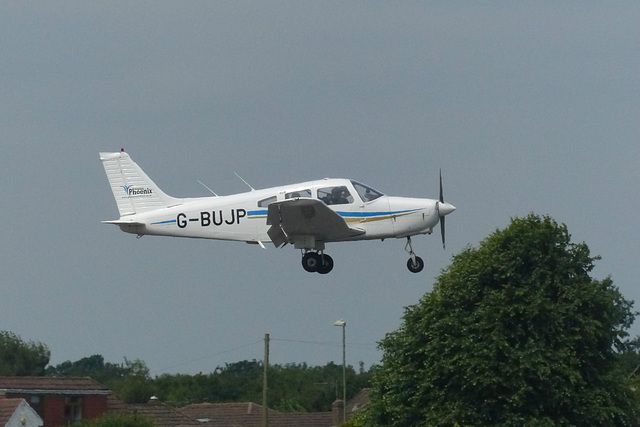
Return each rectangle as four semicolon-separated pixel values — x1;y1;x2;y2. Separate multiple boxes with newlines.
115;178;442;245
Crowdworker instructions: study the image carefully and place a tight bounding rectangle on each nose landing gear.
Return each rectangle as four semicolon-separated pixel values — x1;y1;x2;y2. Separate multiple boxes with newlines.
405;237;424;273
302;251;334;274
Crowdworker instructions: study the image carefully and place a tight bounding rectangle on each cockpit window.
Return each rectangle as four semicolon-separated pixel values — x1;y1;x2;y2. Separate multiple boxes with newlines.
258;196;277;207
351;180;383;202
285;189;311;199
318;186;354;205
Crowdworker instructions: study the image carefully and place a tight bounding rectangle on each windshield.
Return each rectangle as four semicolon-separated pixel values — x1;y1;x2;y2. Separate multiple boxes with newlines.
351;180;384;202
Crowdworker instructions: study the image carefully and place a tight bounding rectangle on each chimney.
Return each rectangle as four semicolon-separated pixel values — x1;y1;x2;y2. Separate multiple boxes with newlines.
332;399;344;426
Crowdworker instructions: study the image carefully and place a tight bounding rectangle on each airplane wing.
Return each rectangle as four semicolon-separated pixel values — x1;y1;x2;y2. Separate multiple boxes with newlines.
267;199;365;248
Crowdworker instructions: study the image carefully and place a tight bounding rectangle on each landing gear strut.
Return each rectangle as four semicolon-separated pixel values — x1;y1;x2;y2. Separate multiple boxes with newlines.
302;251;334;274
405;237;424;273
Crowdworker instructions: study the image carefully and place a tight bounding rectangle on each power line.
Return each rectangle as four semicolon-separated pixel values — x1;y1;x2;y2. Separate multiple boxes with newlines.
153;336;378;375
154;340;263;375
271;337;377;350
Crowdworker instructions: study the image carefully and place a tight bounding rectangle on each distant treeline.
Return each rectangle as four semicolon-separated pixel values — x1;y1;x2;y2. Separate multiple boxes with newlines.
45;354;372;412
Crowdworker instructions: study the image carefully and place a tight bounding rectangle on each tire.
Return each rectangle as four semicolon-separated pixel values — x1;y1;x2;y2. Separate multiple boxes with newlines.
407;256;424;273
317;254;334;275
302;252;320;272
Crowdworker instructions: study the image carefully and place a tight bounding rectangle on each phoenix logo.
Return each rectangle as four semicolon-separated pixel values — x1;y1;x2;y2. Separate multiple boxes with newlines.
122;185;153;196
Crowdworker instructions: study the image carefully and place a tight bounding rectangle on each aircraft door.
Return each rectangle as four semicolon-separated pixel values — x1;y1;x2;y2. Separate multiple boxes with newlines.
350;181;393;239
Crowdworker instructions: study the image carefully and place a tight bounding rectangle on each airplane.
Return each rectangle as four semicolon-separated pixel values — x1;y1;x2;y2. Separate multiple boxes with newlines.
99;150;456;274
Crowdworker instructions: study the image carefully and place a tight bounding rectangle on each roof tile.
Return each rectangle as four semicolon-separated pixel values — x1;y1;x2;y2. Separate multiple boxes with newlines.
0;399;23;425
0;377;109;393
179;402;333;427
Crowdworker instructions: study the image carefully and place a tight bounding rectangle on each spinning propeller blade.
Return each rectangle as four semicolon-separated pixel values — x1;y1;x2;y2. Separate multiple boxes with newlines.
436;169;456;249
439;169;445;249
439;169;444;204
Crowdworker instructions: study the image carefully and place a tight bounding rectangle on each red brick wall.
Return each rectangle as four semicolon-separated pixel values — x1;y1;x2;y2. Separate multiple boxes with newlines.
42;395;65;427
3;393;108;427
83;395;108;420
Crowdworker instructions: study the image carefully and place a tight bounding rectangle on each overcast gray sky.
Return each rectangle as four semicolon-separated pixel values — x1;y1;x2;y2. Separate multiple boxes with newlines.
2;2;639;376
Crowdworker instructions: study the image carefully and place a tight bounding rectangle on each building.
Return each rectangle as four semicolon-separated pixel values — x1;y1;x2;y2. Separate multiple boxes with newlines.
0;377;372;427
107;396;200;427
178;391;371;427
0;377;110;427
179;401;335;427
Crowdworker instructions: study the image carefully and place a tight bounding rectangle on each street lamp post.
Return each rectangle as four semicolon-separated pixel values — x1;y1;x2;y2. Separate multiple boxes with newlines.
334;320;346;423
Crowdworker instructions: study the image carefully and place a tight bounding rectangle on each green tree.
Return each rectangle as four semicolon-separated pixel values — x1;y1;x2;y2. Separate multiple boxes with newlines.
45;354;129;383
367;214;640;426
152;360;372;411
0;331;50;376
102;358;153;404
267;361;367;412
47;356;153;404
153;360;264;406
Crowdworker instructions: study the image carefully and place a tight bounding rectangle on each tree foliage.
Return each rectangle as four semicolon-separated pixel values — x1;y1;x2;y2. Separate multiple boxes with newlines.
47;355;371;411
46;355;130;383
153;360;371;412
0;331;50;376
47;355;153;403
367;214;640;426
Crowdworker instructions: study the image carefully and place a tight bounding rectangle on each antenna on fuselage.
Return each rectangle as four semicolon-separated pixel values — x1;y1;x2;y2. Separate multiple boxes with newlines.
197;180;219;197
234;172;255;191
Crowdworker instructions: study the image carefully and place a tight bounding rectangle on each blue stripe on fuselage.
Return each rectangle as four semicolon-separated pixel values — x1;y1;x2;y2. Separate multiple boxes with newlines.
335;209;420;218
248;210;268;217
154;209;419;225
151;219;177;225
247;208;419;219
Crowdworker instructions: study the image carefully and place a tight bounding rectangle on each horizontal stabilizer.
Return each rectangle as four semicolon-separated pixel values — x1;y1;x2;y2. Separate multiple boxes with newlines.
101;219;145;226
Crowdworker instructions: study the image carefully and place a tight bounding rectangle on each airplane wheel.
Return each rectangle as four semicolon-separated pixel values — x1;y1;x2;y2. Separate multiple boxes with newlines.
407;256;424;273
317;254;334;275
302;252;321;272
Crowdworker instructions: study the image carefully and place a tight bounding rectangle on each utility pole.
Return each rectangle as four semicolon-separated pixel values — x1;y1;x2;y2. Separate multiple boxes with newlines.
334;320;347;423
263;333;269;427
341;324;346;423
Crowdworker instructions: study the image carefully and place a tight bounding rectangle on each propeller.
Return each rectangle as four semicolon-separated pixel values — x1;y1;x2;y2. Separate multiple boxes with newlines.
436;169;456;249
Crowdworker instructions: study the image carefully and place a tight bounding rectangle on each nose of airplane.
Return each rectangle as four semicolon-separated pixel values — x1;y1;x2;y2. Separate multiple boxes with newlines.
439;202;456;217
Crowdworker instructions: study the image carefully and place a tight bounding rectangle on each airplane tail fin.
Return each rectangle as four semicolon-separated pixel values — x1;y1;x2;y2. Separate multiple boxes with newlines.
99;151;182;217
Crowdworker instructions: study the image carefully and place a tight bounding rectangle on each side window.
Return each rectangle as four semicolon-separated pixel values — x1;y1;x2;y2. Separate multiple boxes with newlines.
258;196;277;207
65;396;83;423
318;186;354;205
285;189;311;199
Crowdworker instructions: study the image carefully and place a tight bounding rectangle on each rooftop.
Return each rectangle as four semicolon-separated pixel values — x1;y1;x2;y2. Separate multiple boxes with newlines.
0;399;23;425
0;377;110;395
179;402;333;427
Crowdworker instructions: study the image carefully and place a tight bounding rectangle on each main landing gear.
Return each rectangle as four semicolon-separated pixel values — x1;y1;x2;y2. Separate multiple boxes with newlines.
299;239;424;275
302;251;334;274
405;237;424;273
